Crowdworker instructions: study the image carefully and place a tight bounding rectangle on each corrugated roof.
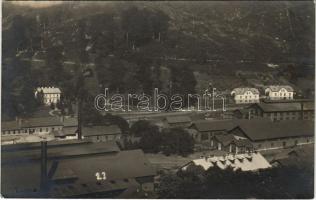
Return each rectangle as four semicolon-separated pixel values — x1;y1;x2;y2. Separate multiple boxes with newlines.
82;125;121;137
254;102;314;112
165;116;191;124
231;88;259;95
265;85;294;92
230;120;314;141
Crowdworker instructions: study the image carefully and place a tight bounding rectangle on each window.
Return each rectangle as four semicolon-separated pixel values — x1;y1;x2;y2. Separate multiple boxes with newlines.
46;128;49;132
294;140;298;145
271;143;274;147
258;144;262;148
40;128;42;132
283;142;286;147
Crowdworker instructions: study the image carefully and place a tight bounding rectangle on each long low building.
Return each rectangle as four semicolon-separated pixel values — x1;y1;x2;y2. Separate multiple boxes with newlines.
181;152;271;172
1;140;156;198
228;120;314;151
234;100;314;121
189;119;314;152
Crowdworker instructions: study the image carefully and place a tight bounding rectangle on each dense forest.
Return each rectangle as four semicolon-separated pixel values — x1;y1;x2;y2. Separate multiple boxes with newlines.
2;1;315;118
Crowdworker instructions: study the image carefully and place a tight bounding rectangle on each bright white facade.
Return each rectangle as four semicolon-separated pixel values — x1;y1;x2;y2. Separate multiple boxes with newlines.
231;88;260;104
181;152;271;172
35;87;61;105
265;85;294;100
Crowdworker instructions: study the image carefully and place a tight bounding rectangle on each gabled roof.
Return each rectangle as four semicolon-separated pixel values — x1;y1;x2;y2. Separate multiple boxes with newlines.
252;101;314;112
231;88;259;95
82;125;122;137
229;120;314;141
182;152;271;172
265;85;294;92
165;116;191;124
214;134;253;148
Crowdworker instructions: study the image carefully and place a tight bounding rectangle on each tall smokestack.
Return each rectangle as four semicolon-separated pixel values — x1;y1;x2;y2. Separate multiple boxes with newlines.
41;141;48;191
300;102;304;120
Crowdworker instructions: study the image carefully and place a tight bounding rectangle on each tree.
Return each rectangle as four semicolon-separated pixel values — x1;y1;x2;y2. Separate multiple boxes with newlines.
161;128;194;156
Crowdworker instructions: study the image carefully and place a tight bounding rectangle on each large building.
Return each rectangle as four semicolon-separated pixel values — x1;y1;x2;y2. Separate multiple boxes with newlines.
189;120;240;142
265;85;294;100
35;87;61;105
210;134;253;154
82;125;122;142
180;152;271;172
1;117;63;136
228;120;314;151
237;101;315;121
164;116;192;128
1;140;156;198
231;88;260;104
190;119;314;152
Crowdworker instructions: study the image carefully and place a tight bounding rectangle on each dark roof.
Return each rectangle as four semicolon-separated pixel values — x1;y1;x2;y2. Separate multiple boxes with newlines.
2;140;121;163
165;116;191;124
2;117;63;131
214;134;235;146
252;101;314;112
190;120;237;132
230;120;314;141
2;121;20;131
63;117;78;127
22;117;63;128
82;125;121;137
2;149;155;198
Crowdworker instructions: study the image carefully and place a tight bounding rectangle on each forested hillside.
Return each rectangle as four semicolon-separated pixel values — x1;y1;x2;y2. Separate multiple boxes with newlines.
2;1;314;118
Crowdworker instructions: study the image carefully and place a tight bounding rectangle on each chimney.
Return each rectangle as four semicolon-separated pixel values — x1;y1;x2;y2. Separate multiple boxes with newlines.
40;141;48;191
300;102;304;120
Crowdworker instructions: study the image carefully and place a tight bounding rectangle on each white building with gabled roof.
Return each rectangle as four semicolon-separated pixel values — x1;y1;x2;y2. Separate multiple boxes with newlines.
231;88;260;104
35;87;61;105
265;85;294;100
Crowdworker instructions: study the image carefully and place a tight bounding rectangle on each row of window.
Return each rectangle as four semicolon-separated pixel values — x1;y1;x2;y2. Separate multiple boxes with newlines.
237;99;259;103
236;95;259;99
2;127;62;135
270;92;293;97
257;138;312;149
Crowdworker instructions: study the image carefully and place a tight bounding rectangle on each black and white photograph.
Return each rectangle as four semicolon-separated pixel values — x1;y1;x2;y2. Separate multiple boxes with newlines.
1;0;315;198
